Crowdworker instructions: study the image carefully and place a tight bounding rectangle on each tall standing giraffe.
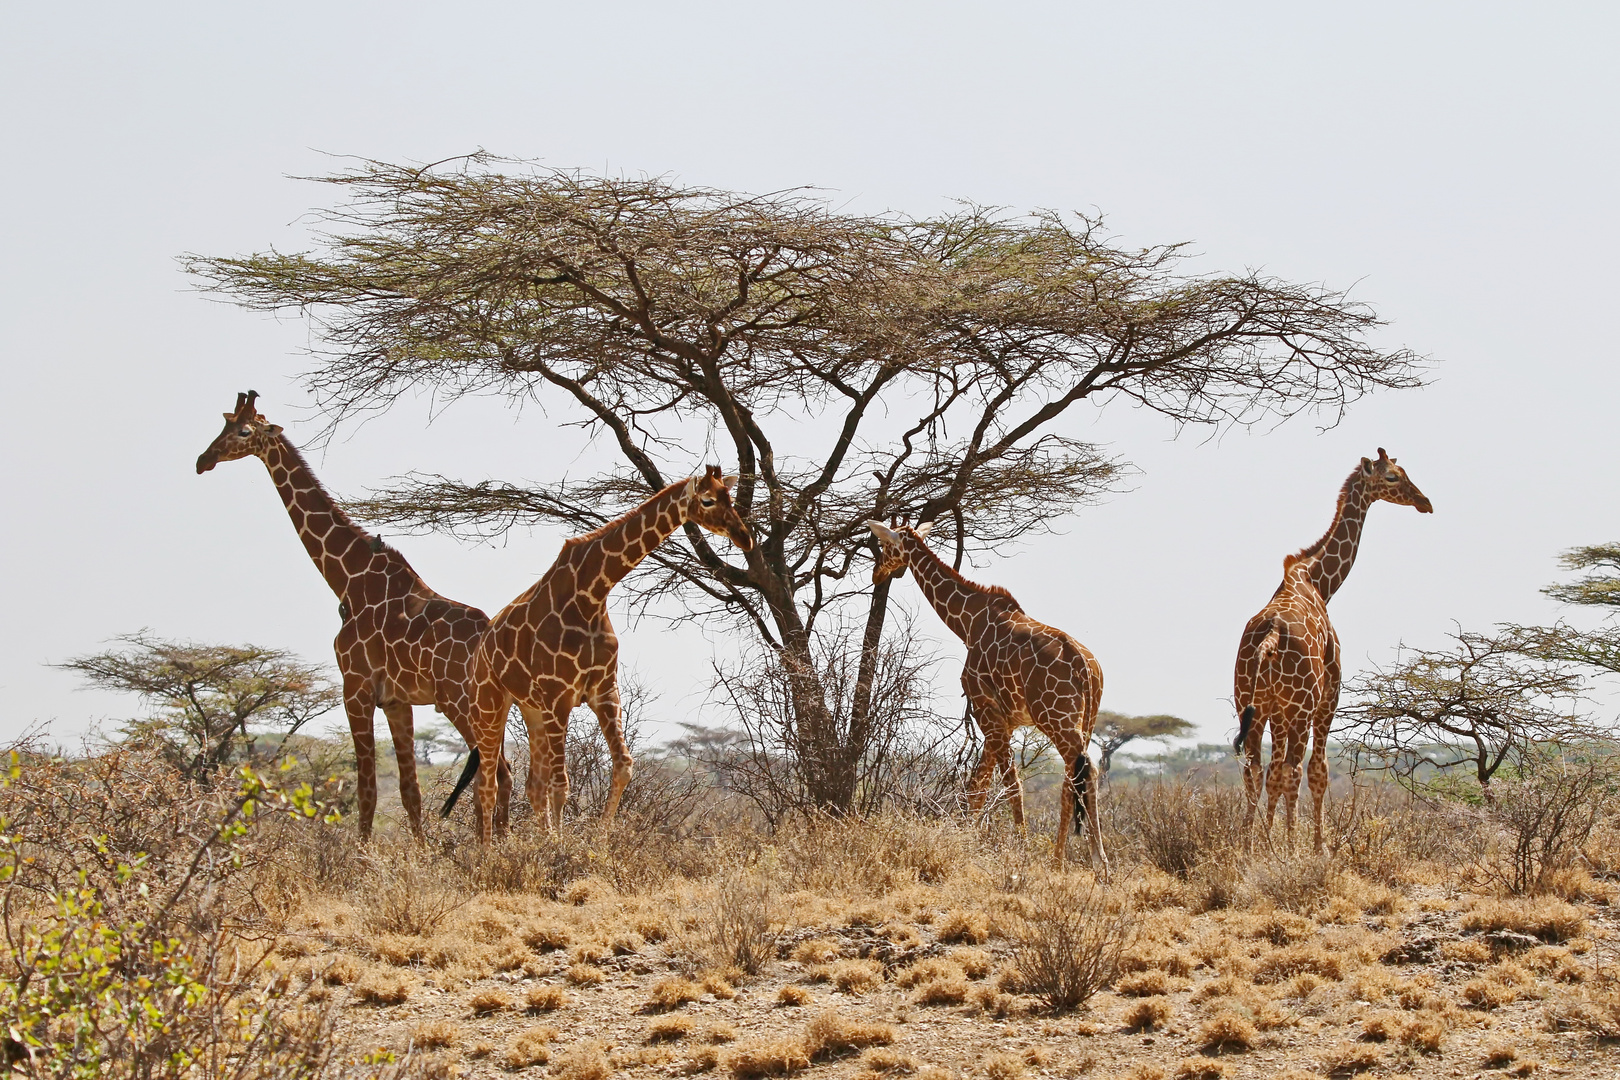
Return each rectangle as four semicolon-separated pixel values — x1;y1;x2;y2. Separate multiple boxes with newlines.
462;467;752;843
866;521;1106;871
1233;448;1432;851
196;391;511;840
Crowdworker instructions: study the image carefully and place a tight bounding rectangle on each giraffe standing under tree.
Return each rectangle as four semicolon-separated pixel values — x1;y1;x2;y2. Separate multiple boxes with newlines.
196;391;512;840
459;467;753;843
866;521;1107;871
1233;448;1432;852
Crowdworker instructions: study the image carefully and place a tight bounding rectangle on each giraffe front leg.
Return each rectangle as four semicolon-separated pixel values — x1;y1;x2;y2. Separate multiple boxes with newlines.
969;723;1010;817
1306;710;1334;855
1053;748;1075;869
1077;742;1109;879
381;701;425;841
589;682;634;829
470;690;508;844
341;678;378;843
996;748;1025;829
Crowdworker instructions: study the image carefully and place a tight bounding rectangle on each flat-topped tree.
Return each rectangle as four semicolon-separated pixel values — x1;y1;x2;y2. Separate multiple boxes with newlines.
189;155;1424;814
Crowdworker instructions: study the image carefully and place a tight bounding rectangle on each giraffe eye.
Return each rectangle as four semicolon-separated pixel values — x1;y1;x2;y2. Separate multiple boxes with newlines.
701;497;716;507
239;427;252;436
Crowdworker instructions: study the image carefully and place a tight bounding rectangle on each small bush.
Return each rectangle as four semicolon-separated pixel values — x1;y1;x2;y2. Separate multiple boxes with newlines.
724;1039;811;1078
552;1039;613;1080
802;1009;895;1060
526;984;570;1012
1196;1012;1257;1053
469;987;513;1014
1124;996;1172;1032
650;1015;695;1042
566;963;607;986
1460;897;1586;942
981;1053;1026;1080
936;908;990;944
700;865;779;976
502;1026;556;1069
777;984;812;1007
1008;875;1131;1012
353;968;414;1005
649;976;704;1011
1173;1057;1229;1080
410;1019;461;1049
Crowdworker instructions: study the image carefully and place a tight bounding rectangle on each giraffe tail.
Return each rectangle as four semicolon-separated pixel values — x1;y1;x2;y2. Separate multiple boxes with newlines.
1070;743;1098;832
1233;623;1284;754
440;748;480;818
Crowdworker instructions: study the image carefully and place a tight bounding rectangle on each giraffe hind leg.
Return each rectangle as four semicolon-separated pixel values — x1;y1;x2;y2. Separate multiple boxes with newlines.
588;682;634;829
381;700;426;841
342;679;379;843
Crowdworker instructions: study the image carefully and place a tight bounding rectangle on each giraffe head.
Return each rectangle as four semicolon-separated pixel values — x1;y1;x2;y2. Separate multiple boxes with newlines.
866;520;932;584
684;466;754;550
195;391;281;474
1359;448;1433;514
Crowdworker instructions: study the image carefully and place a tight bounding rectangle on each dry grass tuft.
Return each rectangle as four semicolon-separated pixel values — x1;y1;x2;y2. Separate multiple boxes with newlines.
947;947;993;979
723;1039;811;1078
1253;943;1346;983
501;1026;556;1070
352;967;414;1005
321;955;362;985
1462;977;1517;1009
791;937;842;965
854;1047;919;1078
1172;1057;1228;1080
700;1022;739;1044
1116;969;1172;996
1196;1012;1257;1053
468;987;512;1014
1459;897;1586;942
649;976;704;1011
777;984;813;1007
981;1053;1025;1080
1123;996;1172;1032
1317;1040;1380;1075
936;908;990;944
802;1010;896;1060
827;959;884;995
911;973;969;1006
526;984;569;1012
552;1038;613;1080
1118;1064;1166;1080
409;1019;460;1049
566;963;607;987
523;920;574;952
681;1046;721;1074
649;1015;695;1043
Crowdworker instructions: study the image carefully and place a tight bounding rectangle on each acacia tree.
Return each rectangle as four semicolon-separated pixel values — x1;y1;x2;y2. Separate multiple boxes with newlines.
189;155;1423;813
1503;543;1620;679
59;632;341;784
1092;711;1194;777
1337;630;1602;801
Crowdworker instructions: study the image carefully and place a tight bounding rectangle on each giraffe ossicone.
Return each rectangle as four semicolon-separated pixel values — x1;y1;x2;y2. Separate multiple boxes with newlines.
195;390;513;841
1233;448;1432;853
464;466;752;843
866;520;1107;872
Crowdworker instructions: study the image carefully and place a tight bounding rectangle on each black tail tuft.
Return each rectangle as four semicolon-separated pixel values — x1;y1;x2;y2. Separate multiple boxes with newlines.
441;748;479;818
1233;705;1256;755
1071;752;1092;831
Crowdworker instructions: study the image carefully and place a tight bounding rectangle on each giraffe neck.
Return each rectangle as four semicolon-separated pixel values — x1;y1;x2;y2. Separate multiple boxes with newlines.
583;480;691;603
260;435;378;601
1294;468;1376;603
901;534;997;643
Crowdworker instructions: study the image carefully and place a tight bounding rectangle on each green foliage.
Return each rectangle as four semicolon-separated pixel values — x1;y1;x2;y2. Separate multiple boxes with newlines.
1544;543;1620;610
0;752;340;1078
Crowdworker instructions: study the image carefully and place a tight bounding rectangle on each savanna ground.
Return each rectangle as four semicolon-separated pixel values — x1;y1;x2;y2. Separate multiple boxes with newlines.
6;743;1620;1080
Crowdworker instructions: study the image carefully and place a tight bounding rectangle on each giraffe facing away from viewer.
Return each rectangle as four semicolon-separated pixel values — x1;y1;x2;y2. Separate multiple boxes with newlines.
461;467;753;843
867;521;1107;871
1232;448;1432;852
196;391;511;840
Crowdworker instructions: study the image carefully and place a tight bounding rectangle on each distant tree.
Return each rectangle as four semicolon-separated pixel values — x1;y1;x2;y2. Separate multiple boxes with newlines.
189;155;1423;814
1502;543;1620;681
59;632;341;784
1337;630;1604;802
1092;711;1194;777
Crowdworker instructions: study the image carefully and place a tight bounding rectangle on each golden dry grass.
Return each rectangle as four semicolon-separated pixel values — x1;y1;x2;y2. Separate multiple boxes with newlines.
467;987;512;1014
525;983;570;1012
501;1026;556;1069
1123;995;1172;1032
776;984;812;1007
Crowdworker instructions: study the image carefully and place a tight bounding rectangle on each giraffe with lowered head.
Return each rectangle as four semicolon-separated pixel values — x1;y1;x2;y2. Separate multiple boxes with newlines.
1233;448;1432;852
196;391;511;840
459;467;753;843
867;521;1106;871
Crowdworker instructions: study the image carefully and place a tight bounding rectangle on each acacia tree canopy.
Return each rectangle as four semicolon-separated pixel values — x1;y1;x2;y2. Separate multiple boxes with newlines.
59;632;341;784
1093;711;1195;776
188;155;1425;812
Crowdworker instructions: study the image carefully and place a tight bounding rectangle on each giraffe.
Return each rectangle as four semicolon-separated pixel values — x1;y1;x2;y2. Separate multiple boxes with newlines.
1232;448;1432;852
866;521;1107;871
462;467;753;843
196;391;512;840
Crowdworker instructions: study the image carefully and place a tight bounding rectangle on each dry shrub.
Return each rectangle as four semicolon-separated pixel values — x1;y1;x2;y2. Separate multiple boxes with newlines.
1196;1012;1256;1053
1441;938;1491;963
526;984;570;1012
1523;945;1586;983
802;1009;895;1059
1479;753;1618;896
566;963;607;986
1008;874;1131;1012
1483;1035;1519;1066
321;954;362;985
360;847;470;937
701;971;739;999
502;1026;556;1069
1118;1065;1165;1080
1112;781;1246;878
701;1022;739;1044
856;1047;919;1077
981;1053;1025;1080
353;967;415;1005
1317;1041;1380;1074
912;973;969;1005
650;1015;695;1042
777;984;812;1007
469;987;512;1014
524;920;574;952
1123;996;1172;1032
936;908;990;944
949;947;993;979
1272;1072;1326;1080
1243;853;1335;914
894;957;963;988
410;1019;461;1049
1545;984;1620;1037
883;922;922;948
1172;1057;1228;1080
698;865;779;976
552;1039;613;1080
1459;896;1586;942
649;976;704;1011
1116;969;1172;996
682;1046;721;1074
791;936;842;964
1463;977;1518;1009
724;1039;811;1078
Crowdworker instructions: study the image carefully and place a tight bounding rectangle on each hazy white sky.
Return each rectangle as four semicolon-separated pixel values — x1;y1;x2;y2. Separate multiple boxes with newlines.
3;2;1617;749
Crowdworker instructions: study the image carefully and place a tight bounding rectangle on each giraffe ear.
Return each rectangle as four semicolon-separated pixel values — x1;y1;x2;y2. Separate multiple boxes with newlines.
866;520;898;543
684;478;698;498
1361;457;1374;474
267;424;284;436
915;522;934;541
722;474;738;492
